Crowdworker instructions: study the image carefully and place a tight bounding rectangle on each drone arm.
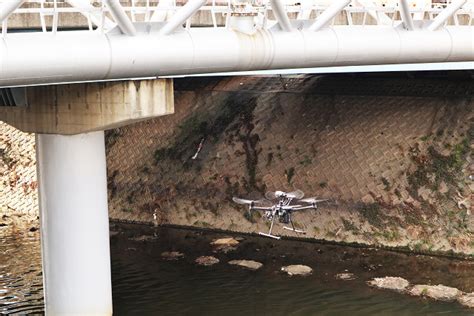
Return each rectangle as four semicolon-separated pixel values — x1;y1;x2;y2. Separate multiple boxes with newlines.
292;205;317;211
252;206;273;211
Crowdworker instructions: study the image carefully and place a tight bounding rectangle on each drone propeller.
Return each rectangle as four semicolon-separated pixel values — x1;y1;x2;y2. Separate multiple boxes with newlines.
264;191;277;200
299;197;329;204
265;189;305;200
232;197;268;205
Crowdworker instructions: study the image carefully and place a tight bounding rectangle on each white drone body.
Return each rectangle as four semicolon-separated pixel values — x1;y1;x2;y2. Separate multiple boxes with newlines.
233;190;328;240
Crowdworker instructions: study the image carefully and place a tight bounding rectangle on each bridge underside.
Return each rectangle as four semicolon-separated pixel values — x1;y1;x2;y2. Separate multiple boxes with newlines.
0;0;472;314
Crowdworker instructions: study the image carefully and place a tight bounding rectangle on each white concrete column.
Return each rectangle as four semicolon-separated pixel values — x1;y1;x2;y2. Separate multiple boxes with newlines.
36;131;112;315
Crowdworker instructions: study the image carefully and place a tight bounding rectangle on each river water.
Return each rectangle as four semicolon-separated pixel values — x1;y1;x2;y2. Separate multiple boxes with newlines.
1;223;473;315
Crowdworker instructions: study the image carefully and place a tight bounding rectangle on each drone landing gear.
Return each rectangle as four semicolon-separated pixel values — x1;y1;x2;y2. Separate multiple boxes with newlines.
283;226;306;234
258;213;281;240
283;218;306;234
258;232;281;240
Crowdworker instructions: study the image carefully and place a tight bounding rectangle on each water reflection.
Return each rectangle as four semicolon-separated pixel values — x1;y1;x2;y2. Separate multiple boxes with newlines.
0;231;44;314
110;223;474;316
0;223;473;315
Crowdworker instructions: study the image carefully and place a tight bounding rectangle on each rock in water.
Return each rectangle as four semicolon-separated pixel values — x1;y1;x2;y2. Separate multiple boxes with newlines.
211;237;240;253
458;293;474;308
281;265;313;276
129;235;157;242
367;277;410;292
211;237;240;246
336;273;356;280
409;284;461;302
228;260;263;270
195;256;220;266
161;251;184;260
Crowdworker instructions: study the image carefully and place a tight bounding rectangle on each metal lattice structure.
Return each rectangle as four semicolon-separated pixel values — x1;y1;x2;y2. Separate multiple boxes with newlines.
0;0;472;87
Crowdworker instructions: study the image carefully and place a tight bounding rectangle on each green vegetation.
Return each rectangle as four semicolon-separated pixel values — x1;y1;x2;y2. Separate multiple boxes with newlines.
244;210;261;223
407;137;470;197
285;167;295;184
104;128;123;151
299;155;312;166
341;218;357;232
379;230;401;242
356;202;387;228
193;220;211;228
381;177;391;191
266;152;274;166
0;148;14;168
153;96;258;166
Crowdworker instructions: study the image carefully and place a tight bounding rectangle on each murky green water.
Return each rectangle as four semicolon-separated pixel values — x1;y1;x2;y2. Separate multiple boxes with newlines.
1;223;473;315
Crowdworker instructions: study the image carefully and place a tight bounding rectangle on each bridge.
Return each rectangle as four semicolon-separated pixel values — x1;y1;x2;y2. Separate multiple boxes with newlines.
0;0;472;315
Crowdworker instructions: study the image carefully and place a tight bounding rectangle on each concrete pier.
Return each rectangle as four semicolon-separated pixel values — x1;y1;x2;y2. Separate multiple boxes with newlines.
36;132;112;315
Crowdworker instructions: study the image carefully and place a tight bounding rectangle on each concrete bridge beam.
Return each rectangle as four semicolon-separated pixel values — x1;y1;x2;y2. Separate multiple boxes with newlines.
0;79;174;135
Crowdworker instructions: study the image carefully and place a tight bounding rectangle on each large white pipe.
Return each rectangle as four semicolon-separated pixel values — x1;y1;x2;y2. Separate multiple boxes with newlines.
105;0;137;36
428;0;467;31
309;0;351;31
270;0;292;32
399;0;414;31
36;131;112;315
0;0;25;23
0;26;472;87
160;0;207;35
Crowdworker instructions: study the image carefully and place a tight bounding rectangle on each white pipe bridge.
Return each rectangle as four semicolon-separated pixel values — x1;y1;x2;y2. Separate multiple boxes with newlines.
0;0;473;87
1;2;473;315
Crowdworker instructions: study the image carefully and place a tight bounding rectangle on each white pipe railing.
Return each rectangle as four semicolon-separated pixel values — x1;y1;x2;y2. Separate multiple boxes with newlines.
270;0;292;31
309;0;352;31
0;0;470;34
399;0;415;30
66;0;115;29
160;0;207;35
427;0;467;30
105;0;137;35
354;0;393;24
0;0;25;23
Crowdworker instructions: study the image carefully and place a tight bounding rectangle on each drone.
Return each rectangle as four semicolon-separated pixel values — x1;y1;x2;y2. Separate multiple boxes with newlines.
233;190;328;240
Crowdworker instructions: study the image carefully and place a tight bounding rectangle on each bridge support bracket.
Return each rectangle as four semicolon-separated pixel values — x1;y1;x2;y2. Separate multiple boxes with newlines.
36;131;112;315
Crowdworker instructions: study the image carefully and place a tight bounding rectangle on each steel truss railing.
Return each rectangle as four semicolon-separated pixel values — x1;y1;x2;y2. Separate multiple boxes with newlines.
0;0;472;34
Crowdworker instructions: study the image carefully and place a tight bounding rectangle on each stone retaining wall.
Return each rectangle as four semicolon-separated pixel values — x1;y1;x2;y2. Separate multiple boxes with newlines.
106;75;474;255
1;74;473;255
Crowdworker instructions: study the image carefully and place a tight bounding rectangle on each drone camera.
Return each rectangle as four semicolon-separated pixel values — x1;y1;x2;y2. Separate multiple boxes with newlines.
275;191;286;198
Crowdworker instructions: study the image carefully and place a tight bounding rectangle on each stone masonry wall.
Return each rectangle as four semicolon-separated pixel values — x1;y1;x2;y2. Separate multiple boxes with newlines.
0;123;38;230
106;75;473;256
1;74;473;255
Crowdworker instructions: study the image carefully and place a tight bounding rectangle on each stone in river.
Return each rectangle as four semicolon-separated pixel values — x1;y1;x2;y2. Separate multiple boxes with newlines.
211;237;240;246
161;251;185;260
195;256;220;266
281;265;313;276
458;292;474;308
367;277;409;292
228;260;263;270
335;273;356;280
409;284;462;302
